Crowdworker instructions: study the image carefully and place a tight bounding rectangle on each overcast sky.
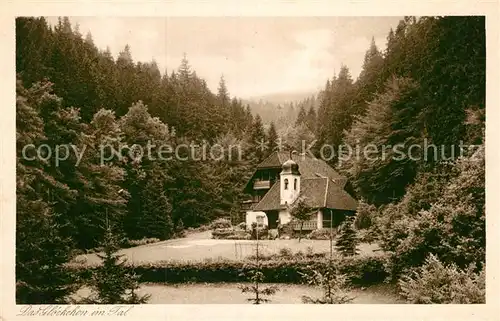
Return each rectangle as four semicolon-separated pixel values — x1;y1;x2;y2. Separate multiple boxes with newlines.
47;17;402;98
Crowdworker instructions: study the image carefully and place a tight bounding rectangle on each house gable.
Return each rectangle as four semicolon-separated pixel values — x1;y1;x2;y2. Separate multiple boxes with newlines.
245;151;357;213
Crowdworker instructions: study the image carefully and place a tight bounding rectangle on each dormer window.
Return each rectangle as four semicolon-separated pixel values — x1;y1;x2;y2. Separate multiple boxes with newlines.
284;178;289;190
294;178;297;190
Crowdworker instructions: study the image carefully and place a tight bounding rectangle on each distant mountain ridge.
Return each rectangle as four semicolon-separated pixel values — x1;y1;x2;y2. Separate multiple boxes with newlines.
244;89;319;105
241;90;319;129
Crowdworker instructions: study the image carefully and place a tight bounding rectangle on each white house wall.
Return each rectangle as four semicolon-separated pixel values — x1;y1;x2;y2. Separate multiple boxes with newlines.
317;210;323;229
279;209;291;225
245;210;268;229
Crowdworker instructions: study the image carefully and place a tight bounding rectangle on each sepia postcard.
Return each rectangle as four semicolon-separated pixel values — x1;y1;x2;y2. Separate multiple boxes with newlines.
1;1;499;321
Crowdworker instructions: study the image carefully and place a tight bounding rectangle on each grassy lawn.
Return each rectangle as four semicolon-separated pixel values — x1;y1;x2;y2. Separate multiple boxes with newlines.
74;231;381;266
74;283;404;304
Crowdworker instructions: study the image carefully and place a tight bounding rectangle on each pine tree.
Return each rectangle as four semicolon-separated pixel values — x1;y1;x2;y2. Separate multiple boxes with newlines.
82;224;150;304
341;76;421;205
16;77;76;304
138;172;174;240
335;216;359;257
244;105;253;129
177;52;193;89
217;74;230;108
16;198;77;304
305;105;317;133
73;108;128;249
355;36;385;116
247;114;266;164
240;228;278;304
267;121;279;154
295;105;307;126
300;264;354;304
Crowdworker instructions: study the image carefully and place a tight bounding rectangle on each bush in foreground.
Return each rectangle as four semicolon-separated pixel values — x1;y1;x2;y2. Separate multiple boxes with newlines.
211;228;249;240
73;252;389;286
121;237;161;248
210;218;232;230
309;228;336;240
399;254;485;304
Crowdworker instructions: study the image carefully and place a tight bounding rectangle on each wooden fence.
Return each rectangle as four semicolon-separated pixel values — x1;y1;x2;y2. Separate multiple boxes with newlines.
292;220;317;231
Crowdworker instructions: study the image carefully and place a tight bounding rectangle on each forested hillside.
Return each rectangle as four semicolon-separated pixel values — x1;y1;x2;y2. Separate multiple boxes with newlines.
262;16;486;297
16;17;276;251
16;16;486;304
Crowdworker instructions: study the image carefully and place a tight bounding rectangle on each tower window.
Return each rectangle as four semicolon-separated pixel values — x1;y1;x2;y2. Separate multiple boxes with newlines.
294;178;297;190
284;179;289;190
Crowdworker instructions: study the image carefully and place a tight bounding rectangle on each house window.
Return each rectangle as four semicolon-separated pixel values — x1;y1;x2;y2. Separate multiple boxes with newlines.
254;192;265;202
284;179;289;190
294;178;297;190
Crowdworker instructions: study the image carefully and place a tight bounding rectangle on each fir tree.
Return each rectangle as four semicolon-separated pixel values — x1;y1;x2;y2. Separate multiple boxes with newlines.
300;264;354;304
73;108;128;249
305;105;317;133
16;77;77;303
138;172;174;240
217;74;230;108
295;105;307;126
16;199;77;304
82;224;150;304
267;121;279;154
335;216;359;257
240;226;278;304
247;114;266;164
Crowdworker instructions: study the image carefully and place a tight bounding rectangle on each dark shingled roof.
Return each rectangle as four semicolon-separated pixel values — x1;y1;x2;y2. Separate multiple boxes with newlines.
257;152;345;182
253;177;357;212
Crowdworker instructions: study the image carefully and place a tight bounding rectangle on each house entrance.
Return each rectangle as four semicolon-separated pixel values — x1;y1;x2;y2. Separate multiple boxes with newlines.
266;211;279;229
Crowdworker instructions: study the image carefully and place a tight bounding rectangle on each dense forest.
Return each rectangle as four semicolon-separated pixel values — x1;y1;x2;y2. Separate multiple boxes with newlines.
16;16;485;304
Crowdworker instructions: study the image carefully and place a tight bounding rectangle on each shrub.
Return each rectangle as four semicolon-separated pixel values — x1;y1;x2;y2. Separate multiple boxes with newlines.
357;228;378;244
278;222;294;238
354;199;377;229
121;237;161;248
185;224;211;233
338;254;389;286
210;218;232;230
174;219;186;238
211;228;249;240
309;228;335;240
399;254;485;304
375;147;485;278
211;228;232;239
237;222;247;230
268;229;279;240
225;231;250;240
73;253;388;287
278;247;293;258
250;222;268;240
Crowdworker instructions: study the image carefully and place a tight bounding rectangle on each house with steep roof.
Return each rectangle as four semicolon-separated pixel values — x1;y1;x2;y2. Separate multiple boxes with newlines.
242;151;358;232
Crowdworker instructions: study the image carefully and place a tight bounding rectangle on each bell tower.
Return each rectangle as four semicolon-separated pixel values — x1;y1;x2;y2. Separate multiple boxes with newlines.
280;157;300;206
